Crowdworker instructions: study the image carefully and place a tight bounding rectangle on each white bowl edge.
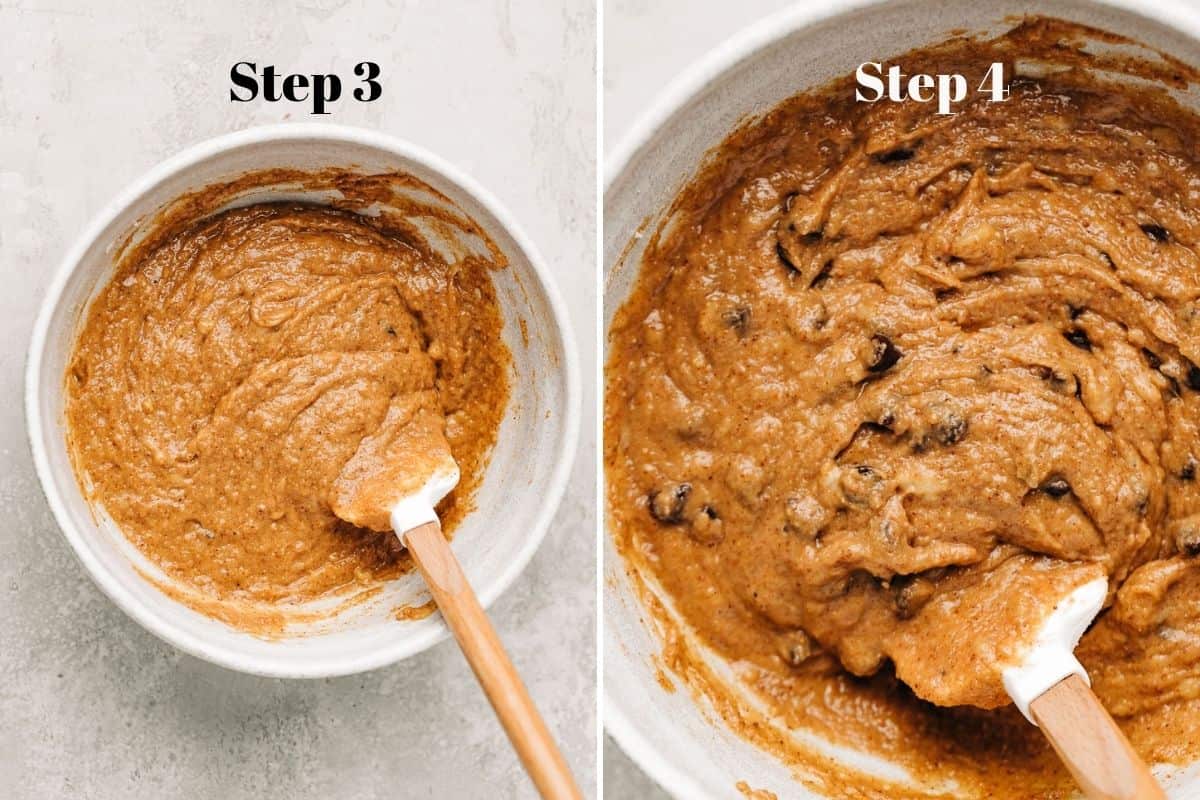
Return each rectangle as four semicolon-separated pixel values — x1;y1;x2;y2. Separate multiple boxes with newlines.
26;123;581;679
602;2;1200;798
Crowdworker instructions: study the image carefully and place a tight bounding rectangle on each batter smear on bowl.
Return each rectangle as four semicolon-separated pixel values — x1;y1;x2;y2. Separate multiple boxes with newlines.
66;172;510;634
606;18;1200;797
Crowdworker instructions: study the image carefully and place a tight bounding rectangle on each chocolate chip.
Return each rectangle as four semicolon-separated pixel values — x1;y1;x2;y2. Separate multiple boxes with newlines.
1142;348;1163;370
1033;365;1073;394
1042;477;1071;498
1064;328;1092;351
723;306;750;334
1069;304;1086;320
1187;361;1200;391
648;483;691;525
934;414;968;445
840;465;884;508
801;230;824;245
934;288;958;302
868;334;903;373
1174;518;1200;555
1140;223;1170;242
1181;458;1196;482
875;147;915;164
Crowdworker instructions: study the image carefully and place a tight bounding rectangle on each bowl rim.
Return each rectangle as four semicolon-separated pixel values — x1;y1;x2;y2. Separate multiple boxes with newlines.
602;0;1200;797
25;122;581;679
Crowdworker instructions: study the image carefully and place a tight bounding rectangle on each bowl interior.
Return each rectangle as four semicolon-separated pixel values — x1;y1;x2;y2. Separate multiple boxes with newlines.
31;129;574;677
604;1;1200;797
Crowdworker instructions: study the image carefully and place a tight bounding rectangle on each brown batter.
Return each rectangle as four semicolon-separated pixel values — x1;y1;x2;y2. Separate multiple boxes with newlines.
66;170;510;633
607;18;1200;797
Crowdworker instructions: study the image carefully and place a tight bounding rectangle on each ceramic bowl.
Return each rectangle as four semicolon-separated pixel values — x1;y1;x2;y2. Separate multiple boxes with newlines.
604;1;1200;796
27;123;579;678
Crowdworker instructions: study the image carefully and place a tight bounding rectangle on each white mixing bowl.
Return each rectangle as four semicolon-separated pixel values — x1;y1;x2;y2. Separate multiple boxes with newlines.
604;1;1200;797
27;123;579;678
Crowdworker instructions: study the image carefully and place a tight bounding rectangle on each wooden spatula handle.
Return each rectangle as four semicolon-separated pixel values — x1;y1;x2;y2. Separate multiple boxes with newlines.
1029;674;1165;800
404;521;583;800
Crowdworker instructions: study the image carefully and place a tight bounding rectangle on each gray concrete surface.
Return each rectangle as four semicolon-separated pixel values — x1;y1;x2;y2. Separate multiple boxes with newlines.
601;1;800;796
0;1;596;798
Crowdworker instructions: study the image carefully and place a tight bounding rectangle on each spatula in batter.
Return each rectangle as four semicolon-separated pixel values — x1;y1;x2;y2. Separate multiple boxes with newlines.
886;556;1165;799
332;394;582;800
1003;577;1164;800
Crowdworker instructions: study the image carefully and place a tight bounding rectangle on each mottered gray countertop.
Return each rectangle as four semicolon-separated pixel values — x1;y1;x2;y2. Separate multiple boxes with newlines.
0;1;596;797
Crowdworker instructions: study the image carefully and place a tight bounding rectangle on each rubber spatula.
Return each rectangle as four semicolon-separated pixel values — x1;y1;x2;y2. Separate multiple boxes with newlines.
1002;576;1165;800
332;398;582;800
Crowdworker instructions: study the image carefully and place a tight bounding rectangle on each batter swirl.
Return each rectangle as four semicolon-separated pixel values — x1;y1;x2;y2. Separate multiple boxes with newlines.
607;18;1200;795
67;182;510;626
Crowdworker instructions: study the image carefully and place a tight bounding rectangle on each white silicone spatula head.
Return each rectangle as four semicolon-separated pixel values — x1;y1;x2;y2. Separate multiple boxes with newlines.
331;392;458;534
1002;576;1108;722
1002;576;1165;800
329;394;582;800
389;461;460;537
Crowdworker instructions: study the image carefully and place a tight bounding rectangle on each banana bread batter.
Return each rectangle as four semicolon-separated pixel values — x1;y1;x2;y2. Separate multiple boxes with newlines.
66;171;510;633
607;18;1200;796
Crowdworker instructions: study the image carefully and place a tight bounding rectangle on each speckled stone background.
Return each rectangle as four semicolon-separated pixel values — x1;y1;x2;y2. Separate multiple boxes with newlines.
602;1;799;797
0;1;596;798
